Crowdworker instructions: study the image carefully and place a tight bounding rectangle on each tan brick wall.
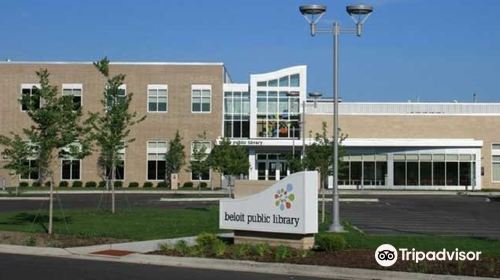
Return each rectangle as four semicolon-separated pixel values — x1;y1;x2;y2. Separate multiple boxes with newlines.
306;114;500;189
0;63;224;187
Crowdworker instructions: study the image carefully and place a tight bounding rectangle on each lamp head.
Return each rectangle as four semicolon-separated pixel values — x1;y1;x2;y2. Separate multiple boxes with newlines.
308;92;322;98
346;4;373;36
299;4;327;36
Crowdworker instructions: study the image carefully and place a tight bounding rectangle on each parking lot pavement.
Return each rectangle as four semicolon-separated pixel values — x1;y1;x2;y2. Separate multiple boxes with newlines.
341;195;500;239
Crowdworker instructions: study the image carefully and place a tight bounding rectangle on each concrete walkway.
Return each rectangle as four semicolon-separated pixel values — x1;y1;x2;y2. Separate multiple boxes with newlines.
0;243;492;280
0;189;228;195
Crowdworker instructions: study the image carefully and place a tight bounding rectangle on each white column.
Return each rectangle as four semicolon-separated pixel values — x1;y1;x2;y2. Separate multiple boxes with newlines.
248;149;257;180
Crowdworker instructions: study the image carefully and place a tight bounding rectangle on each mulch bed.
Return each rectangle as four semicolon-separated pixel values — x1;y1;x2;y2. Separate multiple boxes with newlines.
0;231;130;248
153;248;500;278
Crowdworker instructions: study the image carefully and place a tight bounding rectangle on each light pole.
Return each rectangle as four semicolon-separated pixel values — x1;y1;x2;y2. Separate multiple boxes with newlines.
299;4;373;232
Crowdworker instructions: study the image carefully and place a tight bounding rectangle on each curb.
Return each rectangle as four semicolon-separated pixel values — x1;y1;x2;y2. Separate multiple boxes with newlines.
0;190;228;195
0;197;49;201
160;198;221;202
0;244;493;280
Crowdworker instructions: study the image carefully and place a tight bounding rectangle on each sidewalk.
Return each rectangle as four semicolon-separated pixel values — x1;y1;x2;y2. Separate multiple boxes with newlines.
0;242;492;280
0;189;229;195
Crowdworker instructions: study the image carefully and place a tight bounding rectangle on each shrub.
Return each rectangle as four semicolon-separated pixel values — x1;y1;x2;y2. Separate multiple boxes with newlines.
85;181;97;188
24;236;36;246
58;181;69;188
199;182;208;189
98;181;107;188
19;182;29;188
231;244;251;259
196;233;226;257
252;243;271;257
32;182;41;187
143;182;153;188
113;181;123;188
159;242;171;252
315;233;346;252
173;240;190;255
274;245;291;262
44;181;51;188
157;182;168;188
72;181;83;188
182;182;193;188
128;182;139;188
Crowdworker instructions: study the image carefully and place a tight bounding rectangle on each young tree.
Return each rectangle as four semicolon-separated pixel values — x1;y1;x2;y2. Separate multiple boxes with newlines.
0;69;90;234
165;130;185;187
208;137;250;197
88;57;145;213
189;132;210;191
303;122;347;223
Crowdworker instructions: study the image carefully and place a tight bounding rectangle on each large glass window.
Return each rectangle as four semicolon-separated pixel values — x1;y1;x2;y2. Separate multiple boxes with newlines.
20;159;39;180
492;144;500;182
62;160;81;180
148;85;168;112
106;84;126;108
192;85;211;113
105;146;125;180
190;141;211;181
62;84;82;110
21;84;41;111
224;91;250;138
256;90;300;138
147;141;167;181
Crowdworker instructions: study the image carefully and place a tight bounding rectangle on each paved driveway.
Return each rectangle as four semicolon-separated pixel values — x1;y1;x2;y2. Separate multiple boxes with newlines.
341;195;500;239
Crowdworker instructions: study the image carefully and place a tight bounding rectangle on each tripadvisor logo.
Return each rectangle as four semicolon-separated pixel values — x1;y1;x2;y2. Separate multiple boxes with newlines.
375;244;482;267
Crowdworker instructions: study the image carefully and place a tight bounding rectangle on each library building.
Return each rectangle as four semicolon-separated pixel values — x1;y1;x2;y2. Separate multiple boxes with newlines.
1;61;499;190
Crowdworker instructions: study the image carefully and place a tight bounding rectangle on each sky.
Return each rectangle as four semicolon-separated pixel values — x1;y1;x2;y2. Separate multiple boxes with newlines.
0;0;499;102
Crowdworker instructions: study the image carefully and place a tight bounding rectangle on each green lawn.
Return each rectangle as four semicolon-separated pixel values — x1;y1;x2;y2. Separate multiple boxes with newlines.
0;207;220;240
319;220;500;258
0;206;499;258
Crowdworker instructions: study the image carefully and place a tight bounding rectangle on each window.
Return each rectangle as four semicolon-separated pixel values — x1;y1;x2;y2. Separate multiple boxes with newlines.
147;141;167;180
60;143;82;181
20;159;39;180
21;84;41;111
191;141;211;180
62;84;82;110
224;91;250;138
192;85;211;113
148;85;168;112
105;145;125;180
256;91;300;138
107;84;126;108
256;74;300;88
492;144;500;182
62;160;81;180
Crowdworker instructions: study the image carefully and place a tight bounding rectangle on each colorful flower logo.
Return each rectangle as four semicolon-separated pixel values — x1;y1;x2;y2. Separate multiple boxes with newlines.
274;183;295;211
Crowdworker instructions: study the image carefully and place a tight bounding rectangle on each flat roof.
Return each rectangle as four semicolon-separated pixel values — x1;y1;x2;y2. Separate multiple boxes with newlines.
0;61;224;66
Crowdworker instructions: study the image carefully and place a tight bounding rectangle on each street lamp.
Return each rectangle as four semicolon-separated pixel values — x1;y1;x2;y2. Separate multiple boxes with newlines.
299;3;373;233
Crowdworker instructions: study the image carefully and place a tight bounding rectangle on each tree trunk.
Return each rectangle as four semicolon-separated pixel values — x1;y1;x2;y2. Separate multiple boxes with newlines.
111;161;116;214
48;176;54;235
321;177;326;223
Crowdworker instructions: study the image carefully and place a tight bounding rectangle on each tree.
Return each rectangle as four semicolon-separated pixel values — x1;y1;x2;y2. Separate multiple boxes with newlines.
87;57;145;213
165;130;185;187
302;122;347;223
189;132;210;191
208;137;250;197
0;69;90;234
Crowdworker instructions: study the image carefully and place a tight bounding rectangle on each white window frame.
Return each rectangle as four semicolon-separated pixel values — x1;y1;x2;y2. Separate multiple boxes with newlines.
20;83;41;112
106;84;127;109
60;159;82;181
147;84;168;113
146;140;168;181
62;83;83;109
491;143;500;183
190;140;212;181
191;85;212;113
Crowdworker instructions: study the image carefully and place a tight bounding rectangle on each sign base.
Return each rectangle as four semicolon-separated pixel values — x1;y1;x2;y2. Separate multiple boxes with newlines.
234;230;315;250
